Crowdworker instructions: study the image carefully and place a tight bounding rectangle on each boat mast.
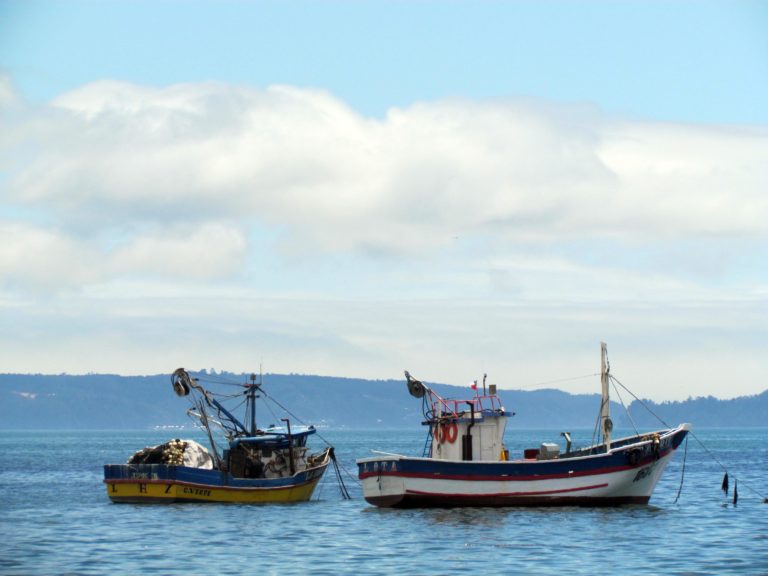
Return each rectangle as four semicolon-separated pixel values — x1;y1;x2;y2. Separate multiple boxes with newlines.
600;342;612;449
248;373;259;436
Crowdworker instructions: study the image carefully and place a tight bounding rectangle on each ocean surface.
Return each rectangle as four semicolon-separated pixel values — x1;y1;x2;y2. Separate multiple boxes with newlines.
1;427;767;575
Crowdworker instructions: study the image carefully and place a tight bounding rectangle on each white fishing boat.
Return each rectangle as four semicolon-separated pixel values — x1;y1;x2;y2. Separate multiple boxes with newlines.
357;343;690;507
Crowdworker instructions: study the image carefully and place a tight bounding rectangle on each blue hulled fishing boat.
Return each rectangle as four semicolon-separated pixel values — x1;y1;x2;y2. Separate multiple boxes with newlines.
104;368;341;503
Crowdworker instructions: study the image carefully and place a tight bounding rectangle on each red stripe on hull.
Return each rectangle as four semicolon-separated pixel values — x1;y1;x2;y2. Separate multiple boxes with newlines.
406;482;609;498
358;447;676;483
359;468;628;482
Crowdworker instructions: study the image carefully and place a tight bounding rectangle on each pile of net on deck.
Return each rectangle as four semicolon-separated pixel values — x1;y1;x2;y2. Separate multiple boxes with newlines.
127;439;214;469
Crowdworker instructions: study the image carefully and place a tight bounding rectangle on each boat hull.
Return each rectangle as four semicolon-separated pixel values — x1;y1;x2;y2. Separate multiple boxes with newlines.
104;456;330;504
358;425;689;508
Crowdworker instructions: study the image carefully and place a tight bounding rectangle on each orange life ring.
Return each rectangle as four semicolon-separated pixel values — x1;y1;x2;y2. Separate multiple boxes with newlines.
444;422;458;444
434;424;442;443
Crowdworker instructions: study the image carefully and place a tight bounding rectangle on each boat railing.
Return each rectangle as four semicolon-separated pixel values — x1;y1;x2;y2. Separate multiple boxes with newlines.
430;393;504;419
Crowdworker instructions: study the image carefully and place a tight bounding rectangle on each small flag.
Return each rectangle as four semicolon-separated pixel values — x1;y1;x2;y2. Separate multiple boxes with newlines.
470;380;477;390
733;479;738;506
721;472;729;496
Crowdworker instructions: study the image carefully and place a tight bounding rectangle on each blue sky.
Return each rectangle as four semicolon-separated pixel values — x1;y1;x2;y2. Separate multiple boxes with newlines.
4;0;767;122
1;0;766;400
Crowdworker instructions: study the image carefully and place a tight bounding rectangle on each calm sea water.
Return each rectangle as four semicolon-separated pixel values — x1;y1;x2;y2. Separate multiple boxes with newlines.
1;428;767;575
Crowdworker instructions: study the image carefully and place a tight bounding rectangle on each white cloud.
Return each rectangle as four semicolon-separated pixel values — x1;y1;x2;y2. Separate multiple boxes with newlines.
5;80;766;258
599;122;768;237
0;76;19;108
0;222;102;290
109;223;247;280
0;290;763;400
1;79;766;398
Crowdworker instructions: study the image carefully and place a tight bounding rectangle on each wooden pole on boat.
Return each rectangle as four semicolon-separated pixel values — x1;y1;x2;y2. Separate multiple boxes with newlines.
600;342;612;450
281;418;295;475
249;373;258;435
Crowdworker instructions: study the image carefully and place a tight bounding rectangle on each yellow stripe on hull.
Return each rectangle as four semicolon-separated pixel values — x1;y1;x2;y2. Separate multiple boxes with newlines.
105;478;321;504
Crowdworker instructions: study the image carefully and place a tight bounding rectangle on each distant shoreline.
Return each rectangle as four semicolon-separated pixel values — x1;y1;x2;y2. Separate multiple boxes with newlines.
2;372;766;429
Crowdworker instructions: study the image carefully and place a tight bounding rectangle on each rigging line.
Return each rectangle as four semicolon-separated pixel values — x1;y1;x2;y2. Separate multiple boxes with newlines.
259;388;332;442
422;394;434;421
227;395;248;413
254;388;364;488
262;396;282;426
258;389;306;424
257;387;361;488
611;378;640;436
193;376;244;387
608;374;671;428
610;376;767;503
212;390;248;400
590;404;601;451
522;373;600;389
591;388;611;450
674;435;688;504
421;394;433;457
209;396;240;430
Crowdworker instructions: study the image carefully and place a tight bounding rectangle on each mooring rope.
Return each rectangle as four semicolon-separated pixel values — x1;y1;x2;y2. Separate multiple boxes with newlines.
260;389;360;490
674;435;688;504
610;375;767;504
688;429;767;503
331;449;352;499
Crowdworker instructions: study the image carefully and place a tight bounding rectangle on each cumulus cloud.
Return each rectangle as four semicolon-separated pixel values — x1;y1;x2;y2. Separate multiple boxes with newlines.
0;219;247;292
0;222;103;290
5;80;766;259
1;78;766;397
0;75;19;107
109;222;247;279
600;122;768;237
2;78;767;304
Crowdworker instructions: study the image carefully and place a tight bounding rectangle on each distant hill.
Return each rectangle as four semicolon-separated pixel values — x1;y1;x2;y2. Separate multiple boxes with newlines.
1;372;765;430
624;391;768;428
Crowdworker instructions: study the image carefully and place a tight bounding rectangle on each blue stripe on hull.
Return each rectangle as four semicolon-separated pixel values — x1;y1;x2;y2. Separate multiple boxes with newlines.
358;428;688;483
360;451;659;482
104;463;321;489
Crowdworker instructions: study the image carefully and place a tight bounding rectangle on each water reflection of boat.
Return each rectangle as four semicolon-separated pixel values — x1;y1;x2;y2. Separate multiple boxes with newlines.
357;343;690;508
104;368;340;503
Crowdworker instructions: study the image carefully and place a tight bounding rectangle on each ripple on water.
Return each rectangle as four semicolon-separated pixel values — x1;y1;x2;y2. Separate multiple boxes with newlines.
2;429;767;575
